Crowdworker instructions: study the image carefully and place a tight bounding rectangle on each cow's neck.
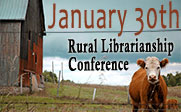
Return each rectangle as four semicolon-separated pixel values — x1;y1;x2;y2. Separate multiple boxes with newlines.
146;77;160;102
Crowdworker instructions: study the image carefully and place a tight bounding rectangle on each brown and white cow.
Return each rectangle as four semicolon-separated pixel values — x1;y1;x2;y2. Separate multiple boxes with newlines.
129;57;168;112
167;99;178;110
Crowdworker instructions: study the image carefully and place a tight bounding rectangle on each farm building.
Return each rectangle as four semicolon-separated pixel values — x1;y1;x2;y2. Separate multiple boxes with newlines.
0;0;45;87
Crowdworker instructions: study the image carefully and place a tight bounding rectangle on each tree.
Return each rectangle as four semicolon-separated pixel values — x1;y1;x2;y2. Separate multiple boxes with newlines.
175;72;181;86
162;75;168;85
167;73;173;80
42;70;58;83
163;72;181;87
168;75;176;86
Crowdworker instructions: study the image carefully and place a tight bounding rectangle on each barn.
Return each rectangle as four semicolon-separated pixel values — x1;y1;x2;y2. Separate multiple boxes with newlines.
0;0;45;88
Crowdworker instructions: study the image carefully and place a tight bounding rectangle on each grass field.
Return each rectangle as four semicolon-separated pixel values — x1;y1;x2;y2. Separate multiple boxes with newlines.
0;82;180;112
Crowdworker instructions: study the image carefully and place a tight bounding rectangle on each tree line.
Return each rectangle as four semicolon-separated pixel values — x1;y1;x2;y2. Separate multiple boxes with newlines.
42;70;181;87
162;72;181;87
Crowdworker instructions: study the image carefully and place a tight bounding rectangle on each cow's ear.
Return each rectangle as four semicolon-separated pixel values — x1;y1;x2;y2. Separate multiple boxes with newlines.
137;59;145;68
160;58;169;68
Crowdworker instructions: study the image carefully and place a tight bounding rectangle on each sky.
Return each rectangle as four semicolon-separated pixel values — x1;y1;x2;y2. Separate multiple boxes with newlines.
42;0;181;85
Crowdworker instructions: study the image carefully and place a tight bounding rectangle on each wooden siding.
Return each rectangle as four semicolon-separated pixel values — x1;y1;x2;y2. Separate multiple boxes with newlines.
19;0;44;87
0;21;21;86
0;0;45;87
19;36;43;86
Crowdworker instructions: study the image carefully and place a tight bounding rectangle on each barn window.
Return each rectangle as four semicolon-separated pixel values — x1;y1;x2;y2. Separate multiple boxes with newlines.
35;53;37;64
28;31;31;40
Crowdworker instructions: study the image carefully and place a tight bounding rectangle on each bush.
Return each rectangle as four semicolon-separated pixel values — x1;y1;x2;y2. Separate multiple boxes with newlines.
42;70;58;83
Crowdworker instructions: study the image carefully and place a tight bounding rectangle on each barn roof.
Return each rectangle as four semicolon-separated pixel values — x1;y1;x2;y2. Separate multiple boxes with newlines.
0;0;29;20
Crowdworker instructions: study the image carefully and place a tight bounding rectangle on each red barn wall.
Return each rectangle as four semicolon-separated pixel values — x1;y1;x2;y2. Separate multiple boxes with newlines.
19;36;43;87
19;0;45;87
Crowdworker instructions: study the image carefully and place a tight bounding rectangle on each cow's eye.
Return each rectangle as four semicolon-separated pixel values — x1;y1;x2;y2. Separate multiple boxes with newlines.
145;67;148;69
157;67;160;69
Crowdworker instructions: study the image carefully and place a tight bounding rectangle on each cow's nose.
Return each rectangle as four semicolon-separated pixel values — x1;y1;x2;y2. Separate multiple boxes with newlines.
149;75;156;79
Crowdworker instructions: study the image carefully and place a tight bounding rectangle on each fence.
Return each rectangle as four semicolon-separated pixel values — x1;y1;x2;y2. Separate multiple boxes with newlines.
0;101;180;112
1;82;180;112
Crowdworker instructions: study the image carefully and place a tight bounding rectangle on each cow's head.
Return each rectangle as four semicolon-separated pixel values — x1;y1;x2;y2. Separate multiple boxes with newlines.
137;57;169;84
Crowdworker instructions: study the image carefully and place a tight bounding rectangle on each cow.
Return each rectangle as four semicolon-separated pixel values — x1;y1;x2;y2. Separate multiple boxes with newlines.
167;99;178;110
129;57;168;112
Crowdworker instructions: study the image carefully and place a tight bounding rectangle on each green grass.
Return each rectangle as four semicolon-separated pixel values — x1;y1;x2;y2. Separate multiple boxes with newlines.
46;82;128;103
167;86;181;103
0;83;130;111
0;82;180;112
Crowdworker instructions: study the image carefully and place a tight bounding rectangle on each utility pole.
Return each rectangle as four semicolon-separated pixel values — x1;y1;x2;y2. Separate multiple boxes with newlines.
57;70;61;97
52;61;55;83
